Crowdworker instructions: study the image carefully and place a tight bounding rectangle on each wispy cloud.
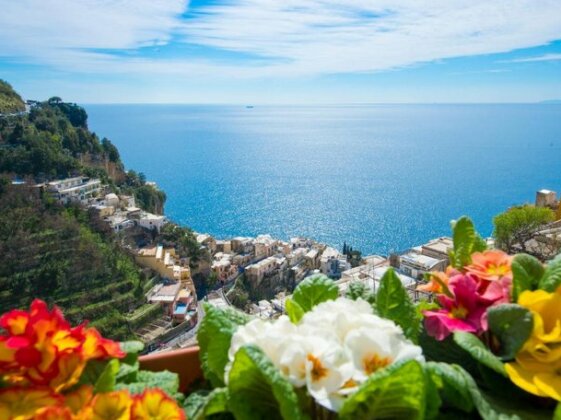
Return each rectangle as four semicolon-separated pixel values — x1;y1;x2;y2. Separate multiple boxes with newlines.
502;53;561;63
0;0;560;79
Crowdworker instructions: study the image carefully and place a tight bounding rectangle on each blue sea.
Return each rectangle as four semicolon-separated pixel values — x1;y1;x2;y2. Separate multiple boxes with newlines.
86;104;561;255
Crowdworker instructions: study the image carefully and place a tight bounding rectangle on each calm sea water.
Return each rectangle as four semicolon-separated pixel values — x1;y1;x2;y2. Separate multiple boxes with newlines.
86;104;561;255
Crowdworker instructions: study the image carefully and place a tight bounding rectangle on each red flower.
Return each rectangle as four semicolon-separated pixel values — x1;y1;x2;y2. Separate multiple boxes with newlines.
0;300;124;391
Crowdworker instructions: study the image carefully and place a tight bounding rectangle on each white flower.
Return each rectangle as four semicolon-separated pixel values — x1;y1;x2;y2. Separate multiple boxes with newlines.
345;323;424;382
225;296;425;412
302;337;354;412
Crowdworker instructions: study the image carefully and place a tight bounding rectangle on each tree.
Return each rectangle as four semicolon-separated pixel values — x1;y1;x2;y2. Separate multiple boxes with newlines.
48;96;62;105
493;205;555;256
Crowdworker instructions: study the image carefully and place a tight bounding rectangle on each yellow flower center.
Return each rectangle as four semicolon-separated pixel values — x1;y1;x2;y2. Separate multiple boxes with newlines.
449;305;468;319
486;263;509;276
363;354;392;375
307;354;328;382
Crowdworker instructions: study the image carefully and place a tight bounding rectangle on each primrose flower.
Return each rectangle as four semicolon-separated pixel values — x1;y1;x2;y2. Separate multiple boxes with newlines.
423;274;491;340
345;325;424;382
465;250;512;282
131;388;186;420
227;297;423;412
0;387;62;420
505;289;561;401
0;300;124;391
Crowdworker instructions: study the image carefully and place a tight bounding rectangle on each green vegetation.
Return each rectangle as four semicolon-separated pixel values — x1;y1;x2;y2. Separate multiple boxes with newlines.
0;82;180;340
493;204;555;256
0;183;150;340
157;223;209;267
0;80;25;114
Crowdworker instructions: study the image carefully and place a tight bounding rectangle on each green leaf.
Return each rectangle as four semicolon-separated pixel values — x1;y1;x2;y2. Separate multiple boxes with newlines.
198;303;250;387
116;370;180;396
285;298;305;323
487;304;533;360
419;329;479;377
453;332;507;377
116;359;139;384
539;253;561;292
77;359;109;387
511;254;544;300
184;388;231;420
227;345;306;420
554;402;561;420
446;364;521;420
120;340;144;355
425;362;474;413
376;268;419;343
339;360;426;420
449;216;483;269
94;358;119;393
291;274;338;313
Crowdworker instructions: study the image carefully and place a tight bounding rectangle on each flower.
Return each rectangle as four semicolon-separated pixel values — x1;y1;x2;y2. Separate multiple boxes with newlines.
227;297;424;412
0;300;124;391
505;289;561;400
0;387;62;420
131;389;186;420
417;271;450;294
87;390;132;420
345;325;424;382
423;274;491;340
465;250;512;282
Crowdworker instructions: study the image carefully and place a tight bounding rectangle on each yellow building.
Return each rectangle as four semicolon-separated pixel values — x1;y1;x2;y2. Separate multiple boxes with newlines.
136;245;194;294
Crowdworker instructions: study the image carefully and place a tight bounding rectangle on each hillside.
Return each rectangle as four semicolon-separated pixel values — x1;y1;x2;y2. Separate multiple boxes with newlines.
0;82;171;340
0;92;166;214
0;80;25;114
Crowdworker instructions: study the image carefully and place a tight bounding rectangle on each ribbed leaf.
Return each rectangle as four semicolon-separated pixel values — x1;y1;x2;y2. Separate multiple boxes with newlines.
285;298;305;323
453;332;506;377
425;362;474;413
198;303;250;387
511;254;544;300
376;268;418;343
339;360;426;420
228;345;306;420
539;253;561;292
291;274;338;313
487;304;533;360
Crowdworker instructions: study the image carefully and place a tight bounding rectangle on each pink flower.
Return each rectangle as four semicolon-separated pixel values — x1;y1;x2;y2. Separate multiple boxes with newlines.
423;274;491;341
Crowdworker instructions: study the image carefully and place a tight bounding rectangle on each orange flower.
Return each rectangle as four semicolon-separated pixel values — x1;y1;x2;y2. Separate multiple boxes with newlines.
64;385;94;415
33;405;73;420
0;387;62;420
417;266;459;294
131;389;186;420
88;390;133;420
0;300;124;391
465;250;513;281
417;271;450;294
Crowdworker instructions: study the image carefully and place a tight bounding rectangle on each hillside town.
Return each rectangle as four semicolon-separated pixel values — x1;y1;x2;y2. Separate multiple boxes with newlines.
25;174;561;353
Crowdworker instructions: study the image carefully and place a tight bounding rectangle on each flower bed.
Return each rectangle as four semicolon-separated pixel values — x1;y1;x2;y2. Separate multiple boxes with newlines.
2;216;561;419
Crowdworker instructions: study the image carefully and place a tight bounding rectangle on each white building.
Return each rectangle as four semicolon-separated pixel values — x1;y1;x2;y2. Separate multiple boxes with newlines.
320;247;351;279
138;212;166;233
399;251;446;280
47;177;102;204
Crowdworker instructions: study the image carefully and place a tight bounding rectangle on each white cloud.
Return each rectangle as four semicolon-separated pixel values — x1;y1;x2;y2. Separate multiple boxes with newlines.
0;0;560;78
503;53;561;63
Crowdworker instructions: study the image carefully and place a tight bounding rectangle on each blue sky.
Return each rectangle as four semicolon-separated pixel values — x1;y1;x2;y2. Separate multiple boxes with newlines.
1;0;560;104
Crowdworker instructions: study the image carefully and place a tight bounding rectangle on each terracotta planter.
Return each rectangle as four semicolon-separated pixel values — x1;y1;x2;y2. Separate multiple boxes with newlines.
139;346;203;393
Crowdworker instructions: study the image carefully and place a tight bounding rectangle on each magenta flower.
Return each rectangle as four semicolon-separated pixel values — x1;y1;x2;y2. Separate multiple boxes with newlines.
423;274;490;341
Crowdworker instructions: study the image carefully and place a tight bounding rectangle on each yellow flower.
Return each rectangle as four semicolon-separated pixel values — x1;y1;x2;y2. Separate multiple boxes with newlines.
131;389;186;420
505;289;561;400
0;387;62;420
88;391;132;420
